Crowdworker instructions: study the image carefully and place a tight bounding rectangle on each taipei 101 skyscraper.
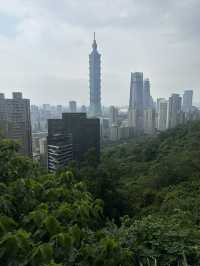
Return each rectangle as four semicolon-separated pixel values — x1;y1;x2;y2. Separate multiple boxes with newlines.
89;33;102;116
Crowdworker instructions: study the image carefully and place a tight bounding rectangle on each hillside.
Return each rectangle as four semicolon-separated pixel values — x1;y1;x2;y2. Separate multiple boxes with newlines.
1;122;200;265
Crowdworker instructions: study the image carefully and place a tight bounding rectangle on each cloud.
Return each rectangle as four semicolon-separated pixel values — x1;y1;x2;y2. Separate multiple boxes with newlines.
0;12;20;37
0;0;199;106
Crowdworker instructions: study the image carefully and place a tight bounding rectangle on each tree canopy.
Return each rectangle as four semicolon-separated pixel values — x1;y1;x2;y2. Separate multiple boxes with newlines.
1;122;200;265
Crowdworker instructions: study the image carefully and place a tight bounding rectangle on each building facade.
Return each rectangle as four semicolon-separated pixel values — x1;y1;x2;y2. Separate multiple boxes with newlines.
109;106;119;125
47;113;100;171
100;118;110;142
110;125;119;141
167;94;182;129
69;101;77;113
182;90;193;113
0;92;32;157
89;33;102;116
81;105;87;113
143;79;151;109
128;72;144;133
0;93;7;136
39;137;48;168
48;133;73;172
144;108;156;135
157;99;168;131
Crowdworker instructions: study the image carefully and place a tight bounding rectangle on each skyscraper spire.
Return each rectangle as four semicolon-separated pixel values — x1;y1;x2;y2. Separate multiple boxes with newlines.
92;32;97;50
89;32;102;116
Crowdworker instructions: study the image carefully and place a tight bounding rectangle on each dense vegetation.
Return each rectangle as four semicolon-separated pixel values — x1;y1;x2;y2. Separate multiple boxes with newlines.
1;121;200;265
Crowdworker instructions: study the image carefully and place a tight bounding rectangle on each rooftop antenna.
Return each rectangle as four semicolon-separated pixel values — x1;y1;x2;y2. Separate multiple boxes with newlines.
92;32;97;50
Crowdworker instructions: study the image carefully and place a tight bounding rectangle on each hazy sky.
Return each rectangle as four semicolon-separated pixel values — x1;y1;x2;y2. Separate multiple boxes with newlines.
0;0;199;106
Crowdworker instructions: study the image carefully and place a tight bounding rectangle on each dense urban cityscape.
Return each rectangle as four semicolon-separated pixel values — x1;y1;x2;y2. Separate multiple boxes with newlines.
0;34;199;171
2;0;200;264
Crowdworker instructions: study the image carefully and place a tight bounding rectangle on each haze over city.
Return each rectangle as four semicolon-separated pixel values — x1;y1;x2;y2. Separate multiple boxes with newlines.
0;0;199;106
2;2;200;264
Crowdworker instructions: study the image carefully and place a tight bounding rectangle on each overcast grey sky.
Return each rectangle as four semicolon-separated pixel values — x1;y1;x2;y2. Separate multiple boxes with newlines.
0;0;199;106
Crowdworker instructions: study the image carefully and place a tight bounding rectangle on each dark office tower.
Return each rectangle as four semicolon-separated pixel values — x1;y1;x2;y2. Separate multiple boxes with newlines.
89;33;101;116
47;119;73;172
182;90;193;113
69;101;77;113
0;92;32;156
47;113;100;171
128;72;144;133
143;78;151;109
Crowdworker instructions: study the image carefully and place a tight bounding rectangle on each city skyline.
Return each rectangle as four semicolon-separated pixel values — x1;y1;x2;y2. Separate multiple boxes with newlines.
0;0;199;106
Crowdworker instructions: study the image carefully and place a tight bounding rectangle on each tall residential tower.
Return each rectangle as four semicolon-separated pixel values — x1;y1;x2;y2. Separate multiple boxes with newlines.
167;94;182;129
182;90;193;113
0;92;32;157
128;72;144;133
69;101;77;113
143;78;151;109
157;99;168;131
89;33;101;116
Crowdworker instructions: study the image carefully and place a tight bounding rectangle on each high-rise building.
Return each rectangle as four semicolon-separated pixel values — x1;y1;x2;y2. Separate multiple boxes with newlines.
43;104;51;111
118;126;131;140
39;137;48;168
56;105;63;116
144;108;156;135
0;92;32;156
89;33;101;116
0;93;7;136
157;99;168;131
81;105;87;113
182;90;193;113
69;101;77;113
128;72;144;133
100;118;110;141
31;105;40;132
48;132;73;172
156;98;165;113
143;79;151;109
167;94;182;129
109;106;118;125
47;113;100;171
110;125;119;141
156;98;165;129
185;106;200;121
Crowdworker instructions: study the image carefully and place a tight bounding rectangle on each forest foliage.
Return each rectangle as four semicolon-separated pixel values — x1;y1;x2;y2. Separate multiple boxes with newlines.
1;122;200;265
